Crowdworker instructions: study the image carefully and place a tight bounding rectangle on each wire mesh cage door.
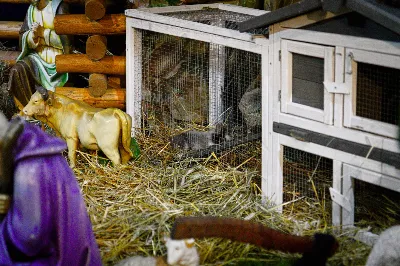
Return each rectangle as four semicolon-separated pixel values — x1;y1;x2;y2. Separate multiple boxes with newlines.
126;5;268;157
344;49;400;138
282;146;334;225
281;40;334;124
342;164;400;235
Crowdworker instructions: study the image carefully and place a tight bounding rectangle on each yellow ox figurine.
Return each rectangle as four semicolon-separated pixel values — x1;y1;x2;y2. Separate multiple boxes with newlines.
22;87;133;168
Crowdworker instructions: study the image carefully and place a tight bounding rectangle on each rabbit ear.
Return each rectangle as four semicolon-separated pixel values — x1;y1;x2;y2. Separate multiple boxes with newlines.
184;238;195;248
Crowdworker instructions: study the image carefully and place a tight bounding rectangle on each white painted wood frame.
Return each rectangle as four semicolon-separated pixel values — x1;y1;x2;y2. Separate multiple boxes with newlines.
270;133;400;204
332;160;342;228
126;23;142;137
278;29;400;56
269;133;283;211
271;132;339;216
128;3;269;17
277;133;400;179
343;48;400;138
126;18;263;54
125;5;267;44
261;42;271;205
273;30;400;155
342;164;400;230
281;40;334;124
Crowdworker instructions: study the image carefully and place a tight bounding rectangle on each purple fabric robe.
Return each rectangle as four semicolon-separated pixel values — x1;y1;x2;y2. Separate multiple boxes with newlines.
0;121;102;265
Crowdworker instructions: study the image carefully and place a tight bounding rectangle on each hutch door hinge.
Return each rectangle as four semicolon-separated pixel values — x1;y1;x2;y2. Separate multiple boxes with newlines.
278;50;281;61
278;90;281;102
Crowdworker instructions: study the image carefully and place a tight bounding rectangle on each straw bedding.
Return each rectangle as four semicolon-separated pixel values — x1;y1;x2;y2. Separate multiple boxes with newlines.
72;132;372;266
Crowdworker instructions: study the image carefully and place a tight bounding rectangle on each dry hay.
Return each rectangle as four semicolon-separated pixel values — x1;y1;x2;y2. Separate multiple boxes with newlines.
71;131;372;266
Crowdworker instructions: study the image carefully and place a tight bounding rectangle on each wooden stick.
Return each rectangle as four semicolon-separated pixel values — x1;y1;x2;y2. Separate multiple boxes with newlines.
88;73;108;97
0;21;23;39
85;0;106;20
172;216;315;253
86;35;107;61
54;14;126;35
0;51;20;66
55;87;126;109
56;54;126;75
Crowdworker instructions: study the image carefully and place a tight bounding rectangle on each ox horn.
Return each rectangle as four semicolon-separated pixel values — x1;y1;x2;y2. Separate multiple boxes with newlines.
36;86;49;101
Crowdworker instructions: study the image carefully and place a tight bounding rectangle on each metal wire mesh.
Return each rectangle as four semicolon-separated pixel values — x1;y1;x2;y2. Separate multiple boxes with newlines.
282;146;333;222
141;30;210;129
356;62;400;125
139;28;262;156
164;9;268;35
291;53;324;110
354;179;400;234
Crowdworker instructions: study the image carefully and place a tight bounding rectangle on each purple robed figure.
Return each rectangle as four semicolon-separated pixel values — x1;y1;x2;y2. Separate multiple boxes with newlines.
0;120;102;265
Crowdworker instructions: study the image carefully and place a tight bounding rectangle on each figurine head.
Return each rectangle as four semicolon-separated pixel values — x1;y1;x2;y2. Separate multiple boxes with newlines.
164;237;199;266
22;87;53;117
30;0;49;10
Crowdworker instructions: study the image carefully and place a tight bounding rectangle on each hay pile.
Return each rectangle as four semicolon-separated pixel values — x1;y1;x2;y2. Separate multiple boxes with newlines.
72;132;371;266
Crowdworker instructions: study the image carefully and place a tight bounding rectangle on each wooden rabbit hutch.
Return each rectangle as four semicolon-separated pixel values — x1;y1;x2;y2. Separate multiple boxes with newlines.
125;4;269;159
238;0;400;244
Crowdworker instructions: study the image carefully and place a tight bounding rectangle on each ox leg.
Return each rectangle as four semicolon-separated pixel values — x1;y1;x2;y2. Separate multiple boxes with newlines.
96;135;121;165
100;147;121;166
119;147;132;164
66;138;78;168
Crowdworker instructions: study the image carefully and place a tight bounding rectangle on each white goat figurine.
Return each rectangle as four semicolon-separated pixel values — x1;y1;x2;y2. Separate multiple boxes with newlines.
115;237;199;266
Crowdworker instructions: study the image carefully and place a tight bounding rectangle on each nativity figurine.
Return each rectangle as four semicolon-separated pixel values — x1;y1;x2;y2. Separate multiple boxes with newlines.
7;0;71;109
0;111;102;265
22;87;133;168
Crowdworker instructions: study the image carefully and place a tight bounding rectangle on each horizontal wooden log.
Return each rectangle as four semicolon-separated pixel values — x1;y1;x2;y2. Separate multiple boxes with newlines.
0;21;23;39
56;54;125;75
55;87;126;109
0;51;20;66
86;35;107;61
54;14;126;35
85;0;106;20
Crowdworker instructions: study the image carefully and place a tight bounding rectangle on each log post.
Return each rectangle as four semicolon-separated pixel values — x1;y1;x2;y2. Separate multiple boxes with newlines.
54;14;126;35
56;54;126;75
0;21;23;39
86;35;107;61
55;87;126;109
85;0;106;20
88;73;108;97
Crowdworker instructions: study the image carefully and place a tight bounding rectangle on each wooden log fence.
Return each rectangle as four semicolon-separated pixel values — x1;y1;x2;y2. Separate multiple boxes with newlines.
0;21;23;39
85;0;106;20
56;87;126;109
56;54;125;75
88;73;108;97
86;35;107;61
54;14;126;35
0;0;127;109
